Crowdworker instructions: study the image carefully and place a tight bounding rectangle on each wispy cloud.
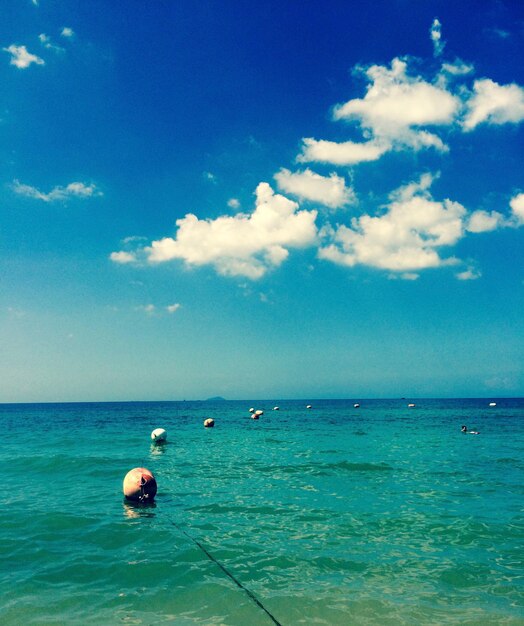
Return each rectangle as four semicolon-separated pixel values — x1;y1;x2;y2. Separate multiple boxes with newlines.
3;44;44;69
12;180;102;202
430;18;445;57
39;34;65;54
166;303;181;313
38;33;65;53
61;27;75;38
456;268;481;280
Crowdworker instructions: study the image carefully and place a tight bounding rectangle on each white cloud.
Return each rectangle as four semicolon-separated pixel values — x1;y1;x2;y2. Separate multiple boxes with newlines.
39;34;65;53
166;303;181;313
274;168;356;209
298;137;389;165
332;58;459;150
463;79;524;130
510;193;524;224
112;183;318;279
110;251;136;264
456;268;481;280
61;27;75;38
440;60;474;77
318;174;466;272
12;180;102;201
466;210;505;233
228;198;240;209
135;304;156;315
3;44;44;69
204;171;217;183
430;18;445;57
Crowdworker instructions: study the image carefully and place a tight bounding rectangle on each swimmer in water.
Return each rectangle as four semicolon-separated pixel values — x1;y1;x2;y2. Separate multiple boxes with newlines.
461;425;480;435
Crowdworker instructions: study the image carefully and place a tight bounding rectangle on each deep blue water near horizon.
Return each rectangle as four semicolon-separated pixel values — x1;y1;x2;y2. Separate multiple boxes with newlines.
1;398;522;625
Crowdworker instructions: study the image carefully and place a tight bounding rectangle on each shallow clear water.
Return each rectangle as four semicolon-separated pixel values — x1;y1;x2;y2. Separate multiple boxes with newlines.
1;399;523;625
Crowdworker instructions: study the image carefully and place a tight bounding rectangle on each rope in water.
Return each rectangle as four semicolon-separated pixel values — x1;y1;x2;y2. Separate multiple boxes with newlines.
170;519;283;626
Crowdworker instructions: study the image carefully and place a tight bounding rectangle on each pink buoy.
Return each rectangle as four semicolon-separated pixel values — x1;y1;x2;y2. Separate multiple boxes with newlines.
123;467;157;502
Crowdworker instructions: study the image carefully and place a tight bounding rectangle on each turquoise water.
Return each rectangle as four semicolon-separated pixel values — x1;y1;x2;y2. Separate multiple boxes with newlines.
1;399;523;625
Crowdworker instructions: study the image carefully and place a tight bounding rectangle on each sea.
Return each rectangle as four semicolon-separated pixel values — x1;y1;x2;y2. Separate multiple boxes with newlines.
1;398;522;626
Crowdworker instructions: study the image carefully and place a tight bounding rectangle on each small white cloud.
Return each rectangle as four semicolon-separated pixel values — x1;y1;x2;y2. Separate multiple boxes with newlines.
3;44;44;69
486;27;511;40
39;33;65;53
274;168;356;209
12;180;102;201
463;79;524;130
430;18;445;57
510;193;524;224
456;268;481;280
298;137;389;165
228;198;240;209
466;210;505;233
61;27;74;38
440;60;474;76
203;171;217;183
110;251;136;264
389;272;420;281
166;303;181;313
135;304;156;315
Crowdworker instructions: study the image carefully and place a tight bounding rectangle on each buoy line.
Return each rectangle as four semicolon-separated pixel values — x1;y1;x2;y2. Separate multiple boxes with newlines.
169;518;283;626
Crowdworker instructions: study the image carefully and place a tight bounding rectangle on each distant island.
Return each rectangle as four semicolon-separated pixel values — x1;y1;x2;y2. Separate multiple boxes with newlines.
205;396;226;402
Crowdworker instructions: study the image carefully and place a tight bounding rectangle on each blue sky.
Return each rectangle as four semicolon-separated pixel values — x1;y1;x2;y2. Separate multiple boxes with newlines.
1;0;523;402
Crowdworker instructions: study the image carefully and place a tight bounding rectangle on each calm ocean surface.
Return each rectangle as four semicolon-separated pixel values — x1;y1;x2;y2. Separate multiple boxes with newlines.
1;398;523;625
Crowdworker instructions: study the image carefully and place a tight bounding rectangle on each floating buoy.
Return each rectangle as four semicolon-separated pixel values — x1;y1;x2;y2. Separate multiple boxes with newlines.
354;403;360;408
408;403;416;408
204;418;215;428
273;406;279;411
254;409;264;416
249;408;255;413
306;405;312;409
151;427;167;443
123;467;157;502
251;413;260;420
489;402;497;407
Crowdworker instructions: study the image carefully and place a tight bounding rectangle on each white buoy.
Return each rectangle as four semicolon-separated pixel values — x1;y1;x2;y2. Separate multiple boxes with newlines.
151;428;167;443
123;467;157;502
204;418;215;428
273;406;279;411
354;403;360;408
306;405;312;409
254;409;264;416
489;402;497;407
408;403;416;408
249;407;255;413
